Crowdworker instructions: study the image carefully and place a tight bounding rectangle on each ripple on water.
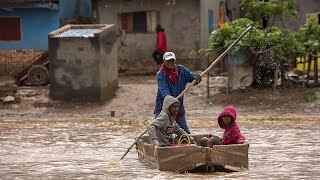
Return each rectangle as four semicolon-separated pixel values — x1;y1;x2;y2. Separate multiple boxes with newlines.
0;118;320;179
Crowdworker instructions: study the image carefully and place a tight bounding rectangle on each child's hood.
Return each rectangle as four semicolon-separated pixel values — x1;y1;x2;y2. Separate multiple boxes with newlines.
162;95;180;115
218;105;237;129
151;96;179;128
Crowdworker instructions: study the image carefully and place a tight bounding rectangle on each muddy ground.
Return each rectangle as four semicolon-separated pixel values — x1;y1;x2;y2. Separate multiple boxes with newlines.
1;75;320;121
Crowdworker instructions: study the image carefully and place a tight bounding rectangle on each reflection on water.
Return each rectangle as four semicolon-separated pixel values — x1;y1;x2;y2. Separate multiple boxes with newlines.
0;118;320;179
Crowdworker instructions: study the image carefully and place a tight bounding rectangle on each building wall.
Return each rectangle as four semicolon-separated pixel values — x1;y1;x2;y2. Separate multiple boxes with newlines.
200;0;220;48
0;8;58;75
49;25;118;102
59;0;93;26
94;0;202;73
226;0;320;31
0;49;43;75
0;8;59;49
59;0;92;18
225;0;241;21
273;0;320;31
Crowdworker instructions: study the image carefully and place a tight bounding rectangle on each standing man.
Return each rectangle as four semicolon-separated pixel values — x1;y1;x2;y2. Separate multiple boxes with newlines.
154;52;201;134
152;24;167;65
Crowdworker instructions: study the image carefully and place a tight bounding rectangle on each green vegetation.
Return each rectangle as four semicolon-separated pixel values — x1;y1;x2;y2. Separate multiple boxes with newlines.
204;0;320;87
295;15;320;54
205;0;300;64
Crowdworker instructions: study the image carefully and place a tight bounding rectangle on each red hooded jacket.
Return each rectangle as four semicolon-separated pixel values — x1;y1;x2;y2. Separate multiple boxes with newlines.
218;105;245;145
156;31;167;54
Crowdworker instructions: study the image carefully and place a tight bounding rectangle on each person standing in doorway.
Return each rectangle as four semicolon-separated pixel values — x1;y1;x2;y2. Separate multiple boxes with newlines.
154;52;201;134
152;24;167;65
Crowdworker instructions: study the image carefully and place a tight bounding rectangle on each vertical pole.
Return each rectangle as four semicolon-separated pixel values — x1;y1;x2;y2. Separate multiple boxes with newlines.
207;54;210;98
307;54;312;86
314;55;318;84
227;55;230;95
273;66;279;91
302;55;306;89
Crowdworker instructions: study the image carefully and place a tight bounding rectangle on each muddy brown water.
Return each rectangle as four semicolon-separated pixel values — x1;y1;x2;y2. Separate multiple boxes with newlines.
0;117;319;180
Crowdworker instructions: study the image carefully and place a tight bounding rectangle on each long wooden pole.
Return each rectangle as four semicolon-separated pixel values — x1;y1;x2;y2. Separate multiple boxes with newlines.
176;26;253;99
120;129;148;160
120;26;253;161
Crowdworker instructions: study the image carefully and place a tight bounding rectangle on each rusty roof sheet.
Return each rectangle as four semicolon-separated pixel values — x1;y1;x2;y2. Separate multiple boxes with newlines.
52;29;99;38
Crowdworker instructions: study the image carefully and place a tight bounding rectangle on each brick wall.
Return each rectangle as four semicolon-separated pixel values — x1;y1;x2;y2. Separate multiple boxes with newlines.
0;49;44;76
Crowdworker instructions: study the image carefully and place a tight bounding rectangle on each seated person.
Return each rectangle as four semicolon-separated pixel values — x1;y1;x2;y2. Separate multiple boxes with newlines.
218;105;245;145
147;95;192;146
200;105;245;147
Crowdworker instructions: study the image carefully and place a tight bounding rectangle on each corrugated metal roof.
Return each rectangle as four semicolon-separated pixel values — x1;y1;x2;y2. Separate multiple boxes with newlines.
52;29;99;38
0;0;59;3
0;0;59;9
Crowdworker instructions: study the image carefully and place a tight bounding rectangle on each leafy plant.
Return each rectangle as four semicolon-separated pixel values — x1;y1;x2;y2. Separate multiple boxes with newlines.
204;0;320;87
295;15;320;54
202;0;304;87
205;18;298;65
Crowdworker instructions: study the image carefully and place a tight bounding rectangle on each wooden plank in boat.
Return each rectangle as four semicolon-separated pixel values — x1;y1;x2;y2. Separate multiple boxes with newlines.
157;145;204;171
209;143;249;170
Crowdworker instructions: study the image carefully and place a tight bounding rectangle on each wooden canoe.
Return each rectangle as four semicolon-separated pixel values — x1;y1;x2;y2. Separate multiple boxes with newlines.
135;134;249;173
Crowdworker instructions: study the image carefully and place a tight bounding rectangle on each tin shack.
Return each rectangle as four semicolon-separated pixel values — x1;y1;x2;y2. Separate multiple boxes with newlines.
48;24;118;102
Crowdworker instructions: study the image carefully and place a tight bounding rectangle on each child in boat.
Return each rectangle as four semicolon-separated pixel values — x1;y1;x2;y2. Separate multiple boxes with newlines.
218;105;245;145
147;95;192;146
200;105;245;147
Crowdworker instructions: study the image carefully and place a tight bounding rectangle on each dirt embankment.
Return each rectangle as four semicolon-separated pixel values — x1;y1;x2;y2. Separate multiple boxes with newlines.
1;75;320;120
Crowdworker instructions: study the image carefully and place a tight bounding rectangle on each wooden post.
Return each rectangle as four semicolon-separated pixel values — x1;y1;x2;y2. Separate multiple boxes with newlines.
314;55;318;84
273;66;279;91
302;55;306;89
206;54;210;98
307;54;312;86
227;55;230;95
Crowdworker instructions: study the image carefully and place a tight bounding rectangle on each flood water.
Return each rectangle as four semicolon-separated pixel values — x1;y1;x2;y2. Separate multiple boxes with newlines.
0;117;320;180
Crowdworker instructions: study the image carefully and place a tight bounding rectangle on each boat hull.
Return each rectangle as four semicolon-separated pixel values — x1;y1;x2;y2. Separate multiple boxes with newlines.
136;134;249;172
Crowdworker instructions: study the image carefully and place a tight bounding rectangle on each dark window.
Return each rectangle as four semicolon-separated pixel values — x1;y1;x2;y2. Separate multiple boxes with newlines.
208;10;214;33
119;11;159;33
133;12;146;33
0;17;21;41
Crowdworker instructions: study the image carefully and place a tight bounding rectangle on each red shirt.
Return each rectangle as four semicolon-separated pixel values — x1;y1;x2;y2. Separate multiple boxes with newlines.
156;31;167;53
218;105;245;144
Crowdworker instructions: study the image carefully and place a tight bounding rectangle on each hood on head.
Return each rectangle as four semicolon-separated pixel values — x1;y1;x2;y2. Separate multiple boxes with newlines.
162;95;179;115
218;105;237;129
156;24;164;32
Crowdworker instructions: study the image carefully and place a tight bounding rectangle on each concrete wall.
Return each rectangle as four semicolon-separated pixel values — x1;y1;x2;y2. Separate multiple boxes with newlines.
59;0;93;26
49;24;118;102
273;0;320;31
0;49;43;75
225;0;241;21
0;8;58;75
226;0;320;31
0;8;59;49
59;0;92;18
94;0;203;73
200;0;220;48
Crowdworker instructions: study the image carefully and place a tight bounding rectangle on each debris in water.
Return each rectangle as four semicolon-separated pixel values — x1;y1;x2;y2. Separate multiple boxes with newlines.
108;160;119;167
